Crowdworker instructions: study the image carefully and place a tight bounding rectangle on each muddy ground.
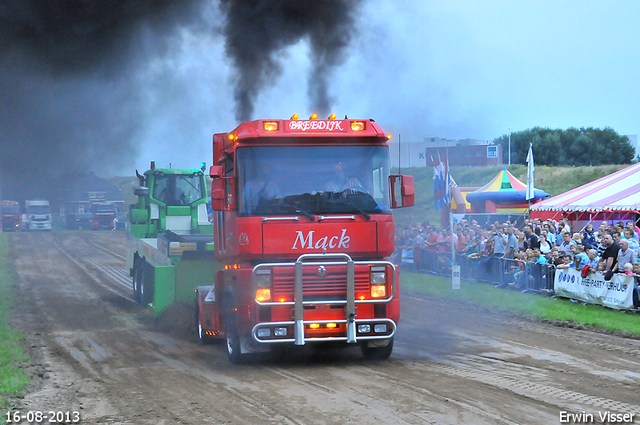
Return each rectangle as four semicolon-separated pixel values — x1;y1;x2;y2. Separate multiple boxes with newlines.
6;231;640;424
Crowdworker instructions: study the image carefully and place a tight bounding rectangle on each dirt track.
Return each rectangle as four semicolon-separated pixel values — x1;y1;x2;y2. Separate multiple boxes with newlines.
7;231;640;424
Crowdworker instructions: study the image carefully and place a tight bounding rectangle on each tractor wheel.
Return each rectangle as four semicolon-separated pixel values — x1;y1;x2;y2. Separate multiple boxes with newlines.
139;261;154;306
132;260;143;305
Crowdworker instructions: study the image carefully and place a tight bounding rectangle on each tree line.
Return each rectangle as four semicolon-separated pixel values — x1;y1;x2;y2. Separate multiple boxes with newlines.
494;127;635;166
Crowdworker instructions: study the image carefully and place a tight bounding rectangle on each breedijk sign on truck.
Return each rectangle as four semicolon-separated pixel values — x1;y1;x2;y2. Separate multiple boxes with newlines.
286;120;346;132
554;268;635;310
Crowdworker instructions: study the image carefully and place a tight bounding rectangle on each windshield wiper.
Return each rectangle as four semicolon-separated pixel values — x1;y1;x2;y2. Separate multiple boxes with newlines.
328;200;371;220
280;204;315;221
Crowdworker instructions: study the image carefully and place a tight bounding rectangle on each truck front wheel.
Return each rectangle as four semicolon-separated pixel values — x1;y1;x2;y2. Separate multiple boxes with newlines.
195;300;214;345
361;337;394;360
225;324;243;364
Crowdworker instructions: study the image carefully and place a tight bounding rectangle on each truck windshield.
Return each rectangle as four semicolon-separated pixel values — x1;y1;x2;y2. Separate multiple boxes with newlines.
237;145;391;216
92;204;116;214
1;205;20;214
153;173;205;206
26;205;50;214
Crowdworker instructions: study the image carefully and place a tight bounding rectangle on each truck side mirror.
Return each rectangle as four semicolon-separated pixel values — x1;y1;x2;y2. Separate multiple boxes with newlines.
134;186;149;197
209;165;223;178
210;166;225;210
389;175;414;208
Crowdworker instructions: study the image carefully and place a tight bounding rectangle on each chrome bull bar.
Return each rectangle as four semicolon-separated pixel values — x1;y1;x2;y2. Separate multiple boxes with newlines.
252;253;397;346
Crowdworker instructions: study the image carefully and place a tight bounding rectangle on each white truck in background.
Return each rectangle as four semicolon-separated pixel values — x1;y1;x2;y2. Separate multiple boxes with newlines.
25;199;52;231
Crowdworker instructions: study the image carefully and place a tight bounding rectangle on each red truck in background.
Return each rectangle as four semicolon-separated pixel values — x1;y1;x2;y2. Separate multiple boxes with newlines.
195;115;414;363
90;202;117;230
1;200;22;231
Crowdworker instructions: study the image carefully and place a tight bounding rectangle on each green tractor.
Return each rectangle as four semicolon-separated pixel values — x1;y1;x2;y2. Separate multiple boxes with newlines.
126;162;219;316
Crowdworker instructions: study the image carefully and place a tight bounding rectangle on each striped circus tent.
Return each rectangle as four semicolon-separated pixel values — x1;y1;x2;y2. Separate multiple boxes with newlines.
466;167;549;206
531;162;640;213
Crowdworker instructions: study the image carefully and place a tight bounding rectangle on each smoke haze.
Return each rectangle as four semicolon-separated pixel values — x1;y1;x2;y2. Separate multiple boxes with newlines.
220;0;361;121
0;0;210;200
0;0;363;201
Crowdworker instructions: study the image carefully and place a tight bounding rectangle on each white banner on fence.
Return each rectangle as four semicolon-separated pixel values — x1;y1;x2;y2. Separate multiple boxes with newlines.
554;268;635;310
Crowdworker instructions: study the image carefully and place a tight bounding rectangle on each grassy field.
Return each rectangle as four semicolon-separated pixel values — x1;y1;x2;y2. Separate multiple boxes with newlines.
0;234;30;410
401;270;640;337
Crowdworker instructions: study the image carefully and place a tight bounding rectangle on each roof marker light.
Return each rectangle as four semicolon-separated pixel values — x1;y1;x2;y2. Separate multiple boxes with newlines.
387;134;392;140
351;121;365;131
263;121;279;131
310;113;318;120
228;134;235;141
328;113;336;120
291;114;299;120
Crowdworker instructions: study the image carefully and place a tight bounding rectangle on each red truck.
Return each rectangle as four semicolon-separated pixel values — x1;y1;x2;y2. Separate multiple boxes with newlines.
1;200;22;232
90;202;117;230
195;115;414;363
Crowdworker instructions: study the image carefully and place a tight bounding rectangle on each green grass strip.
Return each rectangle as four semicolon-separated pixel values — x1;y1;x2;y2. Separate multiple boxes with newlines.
401;271;640;336
0;234;30;407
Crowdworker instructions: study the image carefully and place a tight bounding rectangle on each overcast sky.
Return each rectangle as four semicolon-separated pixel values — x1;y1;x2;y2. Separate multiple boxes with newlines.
132;0;639;173
2;1;638;181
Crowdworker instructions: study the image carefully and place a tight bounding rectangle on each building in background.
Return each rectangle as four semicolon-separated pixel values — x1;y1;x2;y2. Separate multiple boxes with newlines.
54;172;124;218
389;135;502;169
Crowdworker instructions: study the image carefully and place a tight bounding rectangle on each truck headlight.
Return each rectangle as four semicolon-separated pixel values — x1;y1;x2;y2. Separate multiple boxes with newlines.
257;328;271;337
255;269;272;287
374;324;387;333
358;324;371;333
274;327;288;336
371;271;386;285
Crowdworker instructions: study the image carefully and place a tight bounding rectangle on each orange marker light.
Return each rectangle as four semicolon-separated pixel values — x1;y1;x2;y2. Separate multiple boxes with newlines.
328;113;336;120
371;285;386;298
310;113;318;120
351;121;365;131
255;288;271;302
263;121;279;131
290;114;299;120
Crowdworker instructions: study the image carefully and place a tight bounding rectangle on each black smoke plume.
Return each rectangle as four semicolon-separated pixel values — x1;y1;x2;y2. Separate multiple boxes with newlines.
221;0;362;122
0;0;206;201
0;0;362;203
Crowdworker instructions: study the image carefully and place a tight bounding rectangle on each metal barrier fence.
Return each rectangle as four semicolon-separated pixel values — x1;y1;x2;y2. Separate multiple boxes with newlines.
406;249;556;293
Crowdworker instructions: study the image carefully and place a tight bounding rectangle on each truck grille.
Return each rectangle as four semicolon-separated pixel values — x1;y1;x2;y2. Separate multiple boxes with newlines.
272;266;369;300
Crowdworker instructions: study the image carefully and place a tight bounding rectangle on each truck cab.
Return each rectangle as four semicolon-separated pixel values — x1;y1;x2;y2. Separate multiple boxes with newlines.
1;200;22;232
199;116;414;363
25;199;52;231
90;202;118;230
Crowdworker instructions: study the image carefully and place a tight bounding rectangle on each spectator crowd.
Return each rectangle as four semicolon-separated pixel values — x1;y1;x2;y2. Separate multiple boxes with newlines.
392;217;640;308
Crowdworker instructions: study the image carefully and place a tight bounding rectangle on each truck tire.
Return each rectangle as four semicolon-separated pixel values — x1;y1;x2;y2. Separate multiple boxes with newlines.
139;261;154;306
195;299;214;345
361;337;394;360
225;323;243;364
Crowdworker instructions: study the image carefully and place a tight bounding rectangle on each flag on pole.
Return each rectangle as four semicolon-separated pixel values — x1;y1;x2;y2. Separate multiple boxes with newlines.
432;153;447;210
526;143;535;201
444;149;451;206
